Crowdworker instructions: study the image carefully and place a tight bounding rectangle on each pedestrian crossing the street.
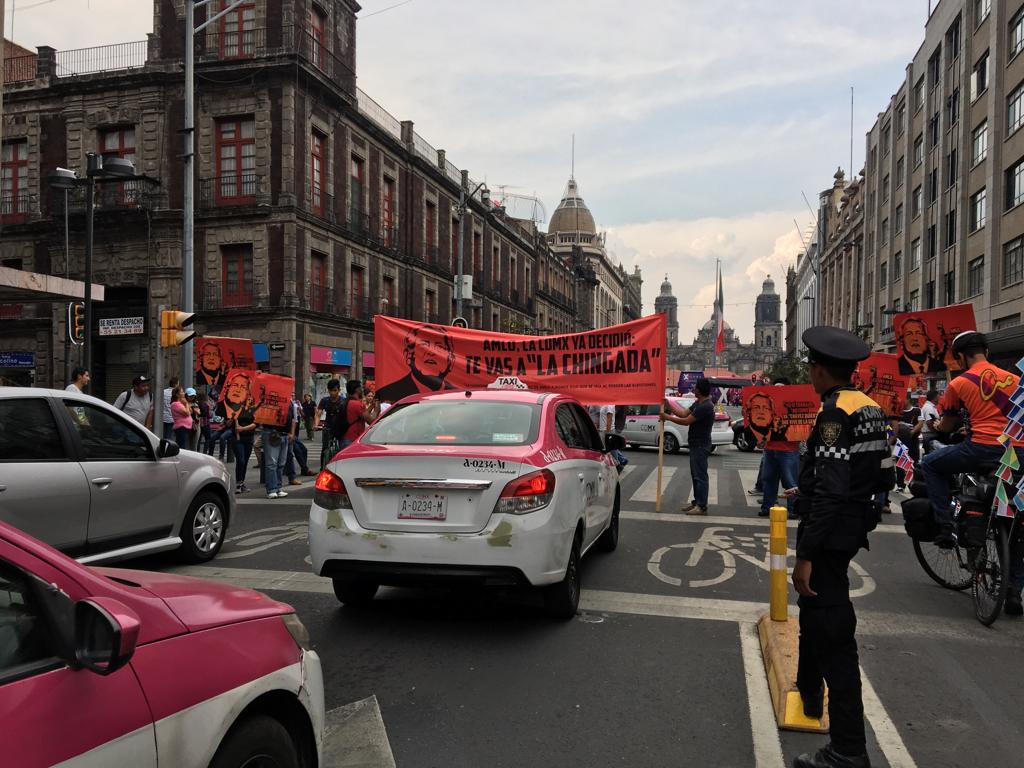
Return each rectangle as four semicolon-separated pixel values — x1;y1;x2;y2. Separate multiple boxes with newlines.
618;462;766;512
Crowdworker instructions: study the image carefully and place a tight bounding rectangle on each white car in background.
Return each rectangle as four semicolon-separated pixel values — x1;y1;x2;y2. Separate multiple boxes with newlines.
620;396;733;454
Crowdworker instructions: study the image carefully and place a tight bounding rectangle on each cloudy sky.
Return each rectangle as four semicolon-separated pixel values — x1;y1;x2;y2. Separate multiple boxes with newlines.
9;0;929;342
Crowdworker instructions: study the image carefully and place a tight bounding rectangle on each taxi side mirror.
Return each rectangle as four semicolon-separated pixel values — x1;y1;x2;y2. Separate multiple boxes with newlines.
75;597;140;676
604;433;625;452
157;438;180;459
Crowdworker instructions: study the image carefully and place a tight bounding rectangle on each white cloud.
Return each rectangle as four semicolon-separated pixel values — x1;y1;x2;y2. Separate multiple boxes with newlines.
606;210;805;344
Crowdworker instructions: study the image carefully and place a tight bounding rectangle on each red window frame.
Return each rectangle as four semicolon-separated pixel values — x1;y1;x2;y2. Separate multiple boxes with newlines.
311;130;325;216
382;177;395;246
1;141;28;223
216;118;256;204
382;276;395;314
309;4;327;68
425;201;437;261
311;251;328;312
426;290;436;322
219;0;256;59
350;265;364;319
472;231;482;274
349;155;364;225
222;245;253;307
99;126;137;206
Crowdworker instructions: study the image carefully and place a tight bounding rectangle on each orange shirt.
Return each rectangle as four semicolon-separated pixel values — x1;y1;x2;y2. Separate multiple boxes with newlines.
940;361;1020;446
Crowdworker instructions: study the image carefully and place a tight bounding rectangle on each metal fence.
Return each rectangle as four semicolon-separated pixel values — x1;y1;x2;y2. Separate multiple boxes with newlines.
198;175;269;208
444;159;462;187
356;88;402;140
54;40;147;77
4;55;37;83
412;132;437;164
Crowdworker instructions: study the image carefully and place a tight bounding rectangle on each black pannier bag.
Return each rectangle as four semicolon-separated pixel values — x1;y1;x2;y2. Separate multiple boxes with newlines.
901;497;937;542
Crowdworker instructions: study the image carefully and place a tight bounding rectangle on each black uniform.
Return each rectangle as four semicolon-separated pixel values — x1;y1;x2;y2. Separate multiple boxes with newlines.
794;328;895;766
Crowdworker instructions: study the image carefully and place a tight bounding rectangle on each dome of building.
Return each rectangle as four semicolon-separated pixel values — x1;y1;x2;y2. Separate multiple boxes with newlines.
548;178;597;235
701;316;732;332
760;275;777;295
660;274;673;295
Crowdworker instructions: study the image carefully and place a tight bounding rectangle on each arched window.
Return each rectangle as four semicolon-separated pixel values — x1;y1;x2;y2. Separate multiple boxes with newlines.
766;334;773;347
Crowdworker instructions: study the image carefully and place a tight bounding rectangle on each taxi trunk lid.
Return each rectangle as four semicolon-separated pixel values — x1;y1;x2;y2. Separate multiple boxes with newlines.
333;449;528;533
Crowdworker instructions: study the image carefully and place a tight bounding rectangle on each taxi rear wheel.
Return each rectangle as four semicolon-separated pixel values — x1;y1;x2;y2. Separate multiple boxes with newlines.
663;432;680;454
333;578;379;606
210;714;298;768
543;536;581;620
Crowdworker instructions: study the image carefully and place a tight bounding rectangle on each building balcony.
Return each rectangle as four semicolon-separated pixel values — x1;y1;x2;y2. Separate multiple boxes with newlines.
198;174;270;209
0;192;41;225
304;187;336;223
60;177;163;215
344;209;373;240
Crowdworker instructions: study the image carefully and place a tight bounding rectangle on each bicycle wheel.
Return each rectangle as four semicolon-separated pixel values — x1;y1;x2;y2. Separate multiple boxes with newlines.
972;519;1010;627
912;538;972;590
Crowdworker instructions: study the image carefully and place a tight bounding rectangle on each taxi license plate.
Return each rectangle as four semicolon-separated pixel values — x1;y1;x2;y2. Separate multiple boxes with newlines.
398;493;448;520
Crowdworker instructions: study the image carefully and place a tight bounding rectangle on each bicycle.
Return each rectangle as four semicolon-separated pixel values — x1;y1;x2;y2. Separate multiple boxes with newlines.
904;470;1022;626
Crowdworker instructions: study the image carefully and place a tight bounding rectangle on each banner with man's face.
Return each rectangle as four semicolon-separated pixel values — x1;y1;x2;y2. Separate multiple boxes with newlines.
217;369;294;427
373;314;667;405
195;337;256;395
853;353;908;418
892;304;977;376
741;385;819;444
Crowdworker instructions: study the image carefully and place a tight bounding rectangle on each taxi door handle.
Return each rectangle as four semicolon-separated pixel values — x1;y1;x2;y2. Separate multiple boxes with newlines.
91;477;114;488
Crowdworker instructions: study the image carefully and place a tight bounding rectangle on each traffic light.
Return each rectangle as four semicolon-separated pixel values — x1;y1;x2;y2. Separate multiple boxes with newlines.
160;310;196;348
68;302;85;345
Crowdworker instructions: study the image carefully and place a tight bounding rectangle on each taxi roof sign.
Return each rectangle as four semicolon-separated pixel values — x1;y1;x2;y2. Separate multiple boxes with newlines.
487;376;529;390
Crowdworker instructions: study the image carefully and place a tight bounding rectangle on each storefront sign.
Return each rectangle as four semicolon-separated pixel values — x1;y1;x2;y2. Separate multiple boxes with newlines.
362;352;376;369
0;352;34;368
374;314;667;406
98;317;145;336
310;346;353;367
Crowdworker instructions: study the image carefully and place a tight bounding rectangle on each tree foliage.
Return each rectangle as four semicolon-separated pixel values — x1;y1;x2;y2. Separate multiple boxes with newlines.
765;353;810;385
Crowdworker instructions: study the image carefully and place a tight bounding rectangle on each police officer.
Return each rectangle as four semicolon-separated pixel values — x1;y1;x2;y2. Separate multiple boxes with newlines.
791;327;895;768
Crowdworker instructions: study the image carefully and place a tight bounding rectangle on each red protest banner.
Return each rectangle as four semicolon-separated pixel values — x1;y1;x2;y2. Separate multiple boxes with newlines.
373;314;667;406
215;369;294;427
251;373;295;427
853;353;909;418
893;304;977;375
195;337;256;394
741;385;819;444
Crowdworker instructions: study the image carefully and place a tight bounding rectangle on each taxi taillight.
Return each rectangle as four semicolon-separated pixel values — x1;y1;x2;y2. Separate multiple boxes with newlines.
314;469;351;510
495;469;555;515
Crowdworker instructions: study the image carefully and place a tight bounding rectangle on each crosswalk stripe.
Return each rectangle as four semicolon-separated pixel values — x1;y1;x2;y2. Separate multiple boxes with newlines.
707;469;718;506
737;470;761;507
630;466;677;503
618;465;637;481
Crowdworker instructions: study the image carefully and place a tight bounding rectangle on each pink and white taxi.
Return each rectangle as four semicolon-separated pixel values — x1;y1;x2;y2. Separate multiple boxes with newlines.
0;522;324;768
308;390;623;619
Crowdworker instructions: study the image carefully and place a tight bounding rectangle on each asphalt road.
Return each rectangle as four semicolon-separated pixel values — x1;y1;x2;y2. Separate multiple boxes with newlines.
127;444;1024;768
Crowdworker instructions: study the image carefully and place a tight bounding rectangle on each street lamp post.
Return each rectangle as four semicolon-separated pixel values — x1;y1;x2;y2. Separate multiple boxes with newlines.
48;154;137;392
455;179;489;321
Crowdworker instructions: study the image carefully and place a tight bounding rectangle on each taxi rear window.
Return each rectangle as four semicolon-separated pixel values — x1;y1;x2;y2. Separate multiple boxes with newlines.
363;400;540;446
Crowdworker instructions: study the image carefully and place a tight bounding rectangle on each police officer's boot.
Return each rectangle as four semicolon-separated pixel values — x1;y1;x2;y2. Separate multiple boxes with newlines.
793;743;871;768
1004;589;1023;616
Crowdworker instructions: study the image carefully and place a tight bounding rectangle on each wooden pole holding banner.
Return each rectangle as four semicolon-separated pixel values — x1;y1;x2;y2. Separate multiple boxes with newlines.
656;402;666;512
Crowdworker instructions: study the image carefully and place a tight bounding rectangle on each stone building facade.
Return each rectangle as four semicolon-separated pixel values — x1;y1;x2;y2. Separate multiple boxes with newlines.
0;0;583;398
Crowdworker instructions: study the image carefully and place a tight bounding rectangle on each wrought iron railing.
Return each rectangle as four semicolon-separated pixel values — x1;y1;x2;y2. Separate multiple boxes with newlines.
356;88;402;140
345;209;373;239
0;192;34;222
55;40;147;77
198;174;269;208
4;55;37;83
304;187;336;222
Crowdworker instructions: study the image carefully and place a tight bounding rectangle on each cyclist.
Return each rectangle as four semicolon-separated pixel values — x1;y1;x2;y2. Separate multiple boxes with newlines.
919;330;1023;615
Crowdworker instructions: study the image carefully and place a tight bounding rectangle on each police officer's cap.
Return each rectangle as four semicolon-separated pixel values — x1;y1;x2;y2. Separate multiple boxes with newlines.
802;326;870;366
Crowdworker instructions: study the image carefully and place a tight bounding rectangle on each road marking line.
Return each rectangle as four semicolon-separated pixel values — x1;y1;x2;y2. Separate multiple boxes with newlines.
618;465;637;481
707;469;718;506
324;695;396;768
621;510;906;534
738;470;761;507
739;622;786;768
861;666;918;768
630;466;677;503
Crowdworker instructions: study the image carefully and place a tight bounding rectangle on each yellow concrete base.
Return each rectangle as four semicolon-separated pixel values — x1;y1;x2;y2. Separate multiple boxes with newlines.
756;614;830;733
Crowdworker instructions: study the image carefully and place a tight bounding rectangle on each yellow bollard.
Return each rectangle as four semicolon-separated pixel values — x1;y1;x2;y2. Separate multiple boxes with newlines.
769;505;789;621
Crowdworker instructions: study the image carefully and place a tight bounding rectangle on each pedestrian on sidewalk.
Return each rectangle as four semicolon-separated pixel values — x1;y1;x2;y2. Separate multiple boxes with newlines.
338;379;379;449
302;393;316;440
791;326;893;768
112;375;153;427
662;377;715;516
65;367;90;393
284;396;311;486
170;386;193;449
161;376;179;440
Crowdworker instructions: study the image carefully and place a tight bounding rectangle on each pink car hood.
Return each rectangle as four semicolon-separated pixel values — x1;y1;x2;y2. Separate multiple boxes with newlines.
96;567;294;634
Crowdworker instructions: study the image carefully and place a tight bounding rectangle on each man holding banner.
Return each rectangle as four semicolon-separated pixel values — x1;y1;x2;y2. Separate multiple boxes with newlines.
662;378;715;516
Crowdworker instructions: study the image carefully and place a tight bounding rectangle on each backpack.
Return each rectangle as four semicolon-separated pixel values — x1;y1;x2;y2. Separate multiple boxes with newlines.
327;397;350;438
116;390;132;412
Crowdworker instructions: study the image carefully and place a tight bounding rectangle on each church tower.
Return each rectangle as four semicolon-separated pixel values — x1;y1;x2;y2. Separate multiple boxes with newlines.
754;275;783;353
654;275;679;346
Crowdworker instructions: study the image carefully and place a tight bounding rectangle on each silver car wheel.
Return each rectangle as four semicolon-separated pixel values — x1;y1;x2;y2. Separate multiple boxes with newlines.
193;502;224;553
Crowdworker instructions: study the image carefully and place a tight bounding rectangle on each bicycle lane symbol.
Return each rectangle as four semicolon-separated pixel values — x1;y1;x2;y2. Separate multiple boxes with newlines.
219;522;309;560
647;526;875;597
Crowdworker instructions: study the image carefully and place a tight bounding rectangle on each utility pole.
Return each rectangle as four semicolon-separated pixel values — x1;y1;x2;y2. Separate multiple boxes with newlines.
455;173;488;321
182;0;248;387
